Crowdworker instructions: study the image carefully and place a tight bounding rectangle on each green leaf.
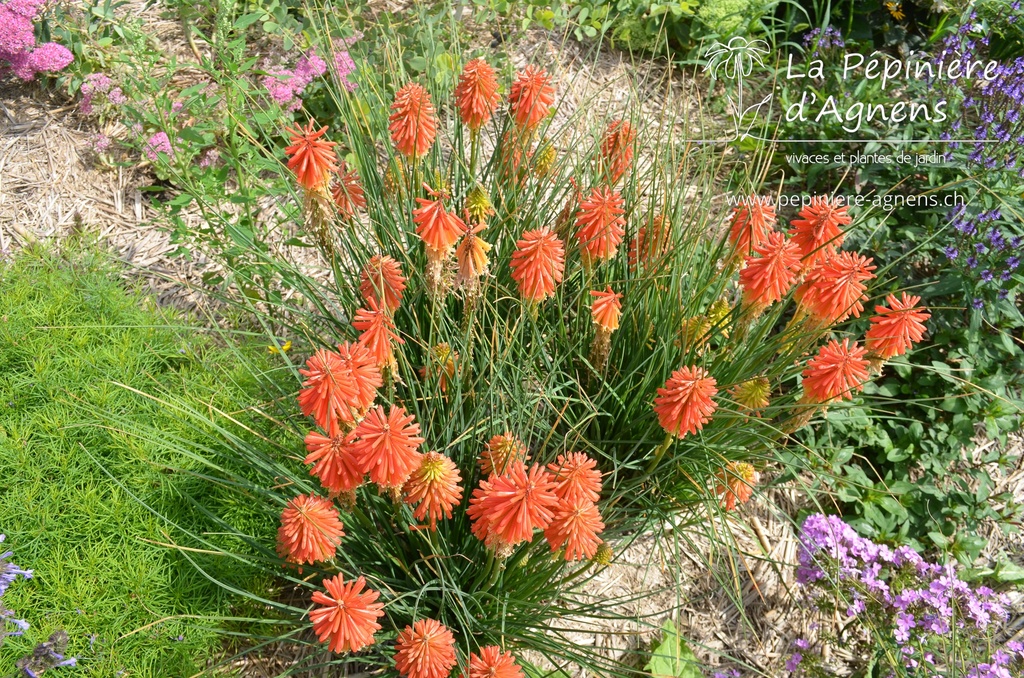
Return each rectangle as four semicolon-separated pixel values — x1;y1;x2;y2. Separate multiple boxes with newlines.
233;12;265;30
646;620;703;678
995;561;1024;583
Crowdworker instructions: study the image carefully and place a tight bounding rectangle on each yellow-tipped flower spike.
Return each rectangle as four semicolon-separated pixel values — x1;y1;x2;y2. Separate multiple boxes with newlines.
707;298;731;337
729;376;771;414
383;157;406;197
678;315;711;355
465;185;495;222
532;141;557;179
591;541;613;566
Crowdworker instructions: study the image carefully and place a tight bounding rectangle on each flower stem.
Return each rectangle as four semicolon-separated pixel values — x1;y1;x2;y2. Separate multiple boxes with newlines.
645;433;674;475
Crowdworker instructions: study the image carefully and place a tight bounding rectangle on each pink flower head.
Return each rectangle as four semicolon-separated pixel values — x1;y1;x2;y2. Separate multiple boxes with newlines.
144;132;173;161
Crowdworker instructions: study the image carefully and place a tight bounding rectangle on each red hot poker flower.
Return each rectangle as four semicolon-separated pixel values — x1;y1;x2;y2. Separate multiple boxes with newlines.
865;292;930;360
788;196;851;267
801;338;870;404
575;186;626;266
544;499;605;561
590;286;623;332
276;493;344;565
479;433;530;476
600;119;636;185
508;65;555;131
304;429;364;495
332;161;366;220
738;230;802;311
547;452;602;504
350;405;425;489
353;298;404;369
510;227;565;303
360;255;407;313
394;619;458;678
467;461;560;548
714;461;759;511
285;120;339;191
653;366;719;438
389;83;438;159
310;574;385;654
464;646;525;678
797;251;876;325
727;195;776;260
455;58;500;132
404;452;464;531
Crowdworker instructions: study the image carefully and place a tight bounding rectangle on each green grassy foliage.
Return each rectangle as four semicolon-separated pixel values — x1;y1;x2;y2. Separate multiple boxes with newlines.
0;245;270;677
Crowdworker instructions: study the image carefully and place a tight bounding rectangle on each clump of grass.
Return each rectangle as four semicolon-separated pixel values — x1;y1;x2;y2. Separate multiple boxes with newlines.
0;245;272;677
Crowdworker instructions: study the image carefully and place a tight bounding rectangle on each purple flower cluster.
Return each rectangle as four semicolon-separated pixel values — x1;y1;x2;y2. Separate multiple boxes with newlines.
802;26;844;56
944;204;1021;309
937;10;1024;175
263;48;328;112
144;131;173;162
0;0;72;80
80;73;126;114
1;534;31;647
791;514;1020;676
332;39;357;92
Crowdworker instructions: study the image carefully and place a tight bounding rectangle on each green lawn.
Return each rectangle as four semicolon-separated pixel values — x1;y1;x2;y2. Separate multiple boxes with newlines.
0;246;271;676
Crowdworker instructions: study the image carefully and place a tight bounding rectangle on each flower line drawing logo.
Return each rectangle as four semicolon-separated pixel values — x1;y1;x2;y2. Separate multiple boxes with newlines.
704;37;773;140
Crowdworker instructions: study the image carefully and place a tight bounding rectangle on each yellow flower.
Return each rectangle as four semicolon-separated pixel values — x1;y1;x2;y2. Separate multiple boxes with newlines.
268;340;293;354
885;1;905;21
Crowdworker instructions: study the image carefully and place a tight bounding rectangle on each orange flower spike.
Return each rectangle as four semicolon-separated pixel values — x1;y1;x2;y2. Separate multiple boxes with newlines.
547;452;602;504
714;461;759;511
414;189;467;256
332;161;367;220
510;227;566;303
801;338;870;404
865;292;930;360
360;255;407;313
797;252;877;324
590;286;623;332
455;58;500;132
544;499;605;561
389;83;437;159
479;433;530;476
353;298;404;369
350;405;425;490
276;494;344;565
310;574;385;654
467;461;560;547
404;451;464;530
653;366;719;438
304;429;364;495
509;65;555;131
395;619;458;678
727;195;776;259
298;348;357;434
575;186;626;266
600;119;636;185
738;230;802;310
335;341;383;415
285;120;339;191
465;646;525;678
788;196;852;267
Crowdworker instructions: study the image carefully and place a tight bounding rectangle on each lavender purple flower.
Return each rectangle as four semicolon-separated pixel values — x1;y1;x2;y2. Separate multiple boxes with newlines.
790;514;1020;676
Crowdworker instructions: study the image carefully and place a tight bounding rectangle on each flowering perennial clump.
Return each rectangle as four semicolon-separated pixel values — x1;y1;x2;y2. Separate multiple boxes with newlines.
789;513;1020;677
257;59;935;672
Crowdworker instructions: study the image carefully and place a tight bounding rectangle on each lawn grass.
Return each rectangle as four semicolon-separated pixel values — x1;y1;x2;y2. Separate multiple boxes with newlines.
0;244;274;677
